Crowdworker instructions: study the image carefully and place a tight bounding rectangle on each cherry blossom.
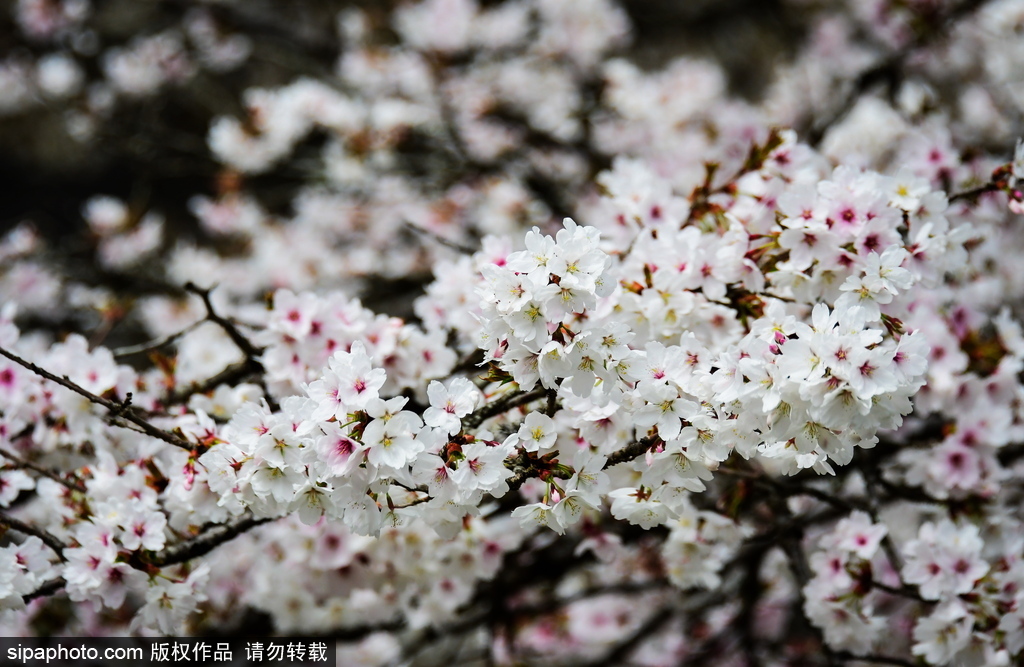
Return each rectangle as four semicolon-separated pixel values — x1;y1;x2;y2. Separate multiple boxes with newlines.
3;0;1024;664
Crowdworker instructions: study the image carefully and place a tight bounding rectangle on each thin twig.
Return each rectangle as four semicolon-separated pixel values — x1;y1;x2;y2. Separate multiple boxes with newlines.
452;349;485;376
872;580;926;602
580;605;676;667
862;470;925;603
167;359;258;405
183;283;264;361
0;345;192;451
509;580;669;619
0;513;67;561
948;181;1000;203
719;467;867;512
604;436;657;469
403;220;477;254
463;385;548;430
23;577;65;604
0;446;86;493
145;514;274;567
833;651;916;667
111;320;203;359
183;283;279;412
503;435;657;493
20;515;277;605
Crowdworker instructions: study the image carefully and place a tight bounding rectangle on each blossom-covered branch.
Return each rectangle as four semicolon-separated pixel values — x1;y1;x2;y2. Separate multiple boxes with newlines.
2;0;1024;663
0;345;192;451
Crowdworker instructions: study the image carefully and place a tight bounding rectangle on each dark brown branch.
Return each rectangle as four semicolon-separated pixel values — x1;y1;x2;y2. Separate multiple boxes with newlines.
0;513;67;561
872;475;948;505
512;580;669;618
403;220;477;254
949;182;1001;203
735;546;768;667
769;492;842;667
999;442;1024;467
503;432;656;495
502;435;657;494
543;388;558;417
0;446;86;493
0;345;192;451
23;577;65;604
19;515;276;606
167;359;260;405
451;349;485;376
720;466;868;512
504;450;539;494
604;436;658;469
861;469;921;602
144;515;274;568
784;483;864;511
834;651;916;667
463;385;548;430
330;620;407;642
806;57;902;147
111;320;202;360
184;283;265;361
182;283;280;412
871;580;926;603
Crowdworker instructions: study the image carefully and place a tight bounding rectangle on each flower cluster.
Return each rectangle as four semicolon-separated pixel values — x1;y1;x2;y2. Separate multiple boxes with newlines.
478;218;616;397
5;0;1024;665
803;511;889;655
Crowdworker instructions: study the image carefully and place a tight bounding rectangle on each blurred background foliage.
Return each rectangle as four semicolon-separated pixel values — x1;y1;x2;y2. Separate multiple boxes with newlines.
0;0;806;242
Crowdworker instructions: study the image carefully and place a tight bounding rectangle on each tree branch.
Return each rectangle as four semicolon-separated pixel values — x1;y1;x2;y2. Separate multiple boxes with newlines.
502;435;656;494
770;494;841;667
0;446;86;493
167;359;260;405
18;515;276;606
604;436;657;469
580;605;676;667
834;651;916;667
184;283;265;362
463;385;548;430
403;220;477;255
0;513;67;561
23;577;65;604
144;515;274;568
111;320;203;360
949;181;1001;203
0;345;193;451
182;283;279;412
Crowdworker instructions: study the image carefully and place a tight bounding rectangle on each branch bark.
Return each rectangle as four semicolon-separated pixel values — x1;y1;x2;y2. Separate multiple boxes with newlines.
0;513;67;561
145;514;274;568
0;345;192;451
463;385;548;429
20;515;276;604
0;446;86;493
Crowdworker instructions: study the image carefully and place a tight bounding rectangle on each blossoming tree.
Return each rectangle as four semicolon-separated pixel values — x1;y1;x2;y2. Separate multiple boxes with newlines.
3;0;1024;664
